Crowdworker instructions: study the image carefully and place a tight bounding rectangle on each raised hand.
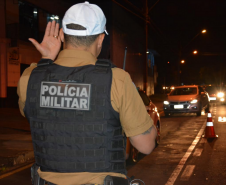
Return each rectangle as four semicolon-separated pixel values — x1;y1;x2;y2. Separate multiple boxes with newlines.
29;21;61;61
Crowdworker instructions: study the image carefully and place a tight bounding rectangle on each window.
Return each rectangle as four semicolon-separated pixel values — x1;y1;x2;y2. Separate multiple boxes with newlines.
170;88;197;96
19;1;39;41
47;14;62;27
18;1;62;42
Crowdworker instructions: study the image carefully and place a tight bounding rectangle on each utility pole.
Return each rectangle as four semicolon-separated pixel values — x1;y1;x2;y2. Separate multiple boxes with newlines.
144;0;148;91
114;0;161;92
178;46;182;86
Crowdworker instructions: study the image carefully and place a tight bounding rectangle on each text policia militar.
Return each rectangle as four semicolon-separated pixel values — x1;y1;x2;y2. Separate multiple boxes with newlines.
40;82;91;110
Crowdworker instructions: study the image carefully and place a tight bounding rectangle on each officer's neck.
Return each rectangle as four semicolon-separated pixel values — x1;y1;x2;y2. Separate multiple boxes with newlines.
64;44;99;58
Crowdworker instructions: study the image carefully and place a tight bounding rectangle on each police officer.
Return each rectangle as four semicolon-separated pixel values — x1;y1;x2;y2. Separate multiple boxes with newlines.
17;2;157;185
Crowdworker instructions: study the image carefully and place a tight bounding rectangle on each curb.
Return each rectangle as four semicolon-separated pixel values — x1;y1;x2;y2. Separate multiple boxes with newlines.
0;161;34;179
12;151;34;166
0;151;34;174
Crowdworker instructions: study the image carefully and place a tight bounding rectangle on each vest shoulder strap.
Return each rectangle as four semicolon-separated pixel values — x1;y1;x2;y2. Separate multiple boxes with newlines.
37;59;54;67
95;59;116;68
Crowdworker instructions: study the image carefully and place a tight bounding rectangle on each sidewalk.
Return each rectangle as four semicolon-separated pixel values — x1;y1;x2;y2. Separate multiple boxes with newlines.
0;94;166;174
0;108;34;174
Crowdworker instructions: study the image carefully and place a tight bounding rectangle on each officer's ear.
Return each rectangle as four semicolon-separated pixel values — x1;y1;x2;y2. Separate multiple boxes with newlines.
97;33;105;49
59;28;64;42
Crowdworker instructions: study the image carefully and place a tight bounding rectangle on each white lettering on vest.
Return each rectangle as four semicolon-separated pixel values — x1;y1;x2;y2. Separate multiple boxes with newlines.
42;85;49;95
65;98;72;108
68;87;76;96
41;96;50;106
64;84;68;96
51;97;54;106
71;98;79;108
80;99;88;109
40;82;90;110
61;97;64;107
76;87;80;96
57;86;63;96
49;86;57;95
80;88;88;97
54;97;60;107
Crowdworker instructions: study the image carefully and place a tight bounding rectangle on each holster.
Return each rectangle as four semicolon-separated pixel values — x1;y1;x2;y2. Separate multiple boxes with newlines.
104;175;130;185
31;163;46;185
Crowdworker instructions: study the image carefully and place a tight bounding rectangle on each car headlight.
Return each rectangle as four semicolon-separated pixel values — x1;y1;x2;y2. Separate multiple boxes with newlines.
190;99;198;104
217;92;224;98
164;101;169;105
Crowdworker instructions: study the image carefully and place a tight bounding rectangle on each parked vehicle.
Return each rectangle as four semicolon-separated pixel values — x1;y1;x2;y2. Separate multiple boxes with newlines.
163;85;209;116
126;90;161;163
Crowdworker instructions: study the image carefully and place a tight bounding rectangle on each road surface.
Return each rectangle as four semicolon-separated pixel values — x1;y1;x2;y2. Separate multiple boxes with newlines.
0;102;225;185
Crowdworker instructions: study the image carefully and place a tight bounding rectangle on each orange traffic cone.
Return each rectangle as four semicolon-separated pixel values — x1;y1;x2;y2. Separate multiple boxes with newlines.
202;111;218;138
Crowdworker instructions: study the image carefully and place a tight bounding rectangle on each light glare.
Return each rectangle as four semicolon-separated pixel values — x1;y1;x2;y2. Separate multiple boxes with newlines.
202;29;206;33
217;92;224;98
164;101;169;105
218;117;226;122
190;99;198;104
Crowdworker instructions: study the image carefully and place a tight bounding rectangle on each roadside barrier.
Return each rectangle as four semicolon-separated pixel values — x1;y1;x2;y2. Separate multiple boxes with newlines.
202;111;218;138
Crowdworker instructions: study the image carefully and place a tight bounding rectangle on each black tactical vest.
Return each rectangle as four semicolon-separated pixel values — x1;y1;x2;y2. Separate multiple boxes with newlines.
24;59;126;174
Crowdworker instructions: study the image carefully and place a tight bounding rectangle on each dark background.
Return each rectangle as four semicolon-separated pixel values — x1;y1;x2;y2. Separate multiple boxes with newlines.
146;0;226;86
17;0;226;86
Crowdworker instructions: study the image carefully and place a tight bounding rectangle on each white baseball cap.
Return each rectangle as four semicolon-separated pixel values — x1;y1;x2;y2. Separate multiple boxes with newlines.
62;1;108;36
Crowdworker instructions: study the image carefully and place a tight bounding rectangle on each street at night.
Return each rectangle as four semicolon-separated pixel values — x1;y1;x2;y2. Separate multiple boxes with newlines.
1;0;226;185
1;102;226;184
127;102;226;185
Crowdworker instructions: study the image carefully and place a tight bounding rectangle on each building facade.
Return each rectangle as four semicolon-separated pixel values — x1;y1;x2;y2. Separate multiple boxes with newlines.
0;0;157;108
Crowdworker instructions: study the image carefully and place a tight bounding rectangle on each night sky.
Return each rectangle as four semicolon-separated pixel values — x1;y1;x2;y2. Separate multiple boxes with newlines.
57;0;226;86
147;0;226;86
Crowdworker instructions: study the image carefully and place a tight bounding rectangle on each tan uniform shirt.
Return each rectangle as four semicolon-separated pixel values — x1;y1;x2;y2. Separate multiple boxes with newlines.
17;49;153;185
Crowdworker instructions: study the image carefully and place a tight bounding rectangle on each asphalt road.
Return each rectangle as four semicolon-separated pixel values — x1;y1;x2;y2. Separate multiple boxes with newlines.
0;102;225;185
127;102;226;185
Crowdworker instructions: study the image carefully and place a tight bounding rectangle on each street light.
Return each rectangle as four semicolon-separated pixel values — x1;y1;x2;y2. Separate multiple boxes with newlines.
177;29;206;85
193;50;198;54
183;29;207;49
201;29;207;33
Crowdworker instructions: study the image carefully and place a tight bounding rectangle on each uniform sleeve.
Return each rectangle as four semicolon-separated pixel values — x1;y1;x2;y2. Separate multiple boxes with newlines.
119;74;153;137
17;63;37;117
111;68;153;137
